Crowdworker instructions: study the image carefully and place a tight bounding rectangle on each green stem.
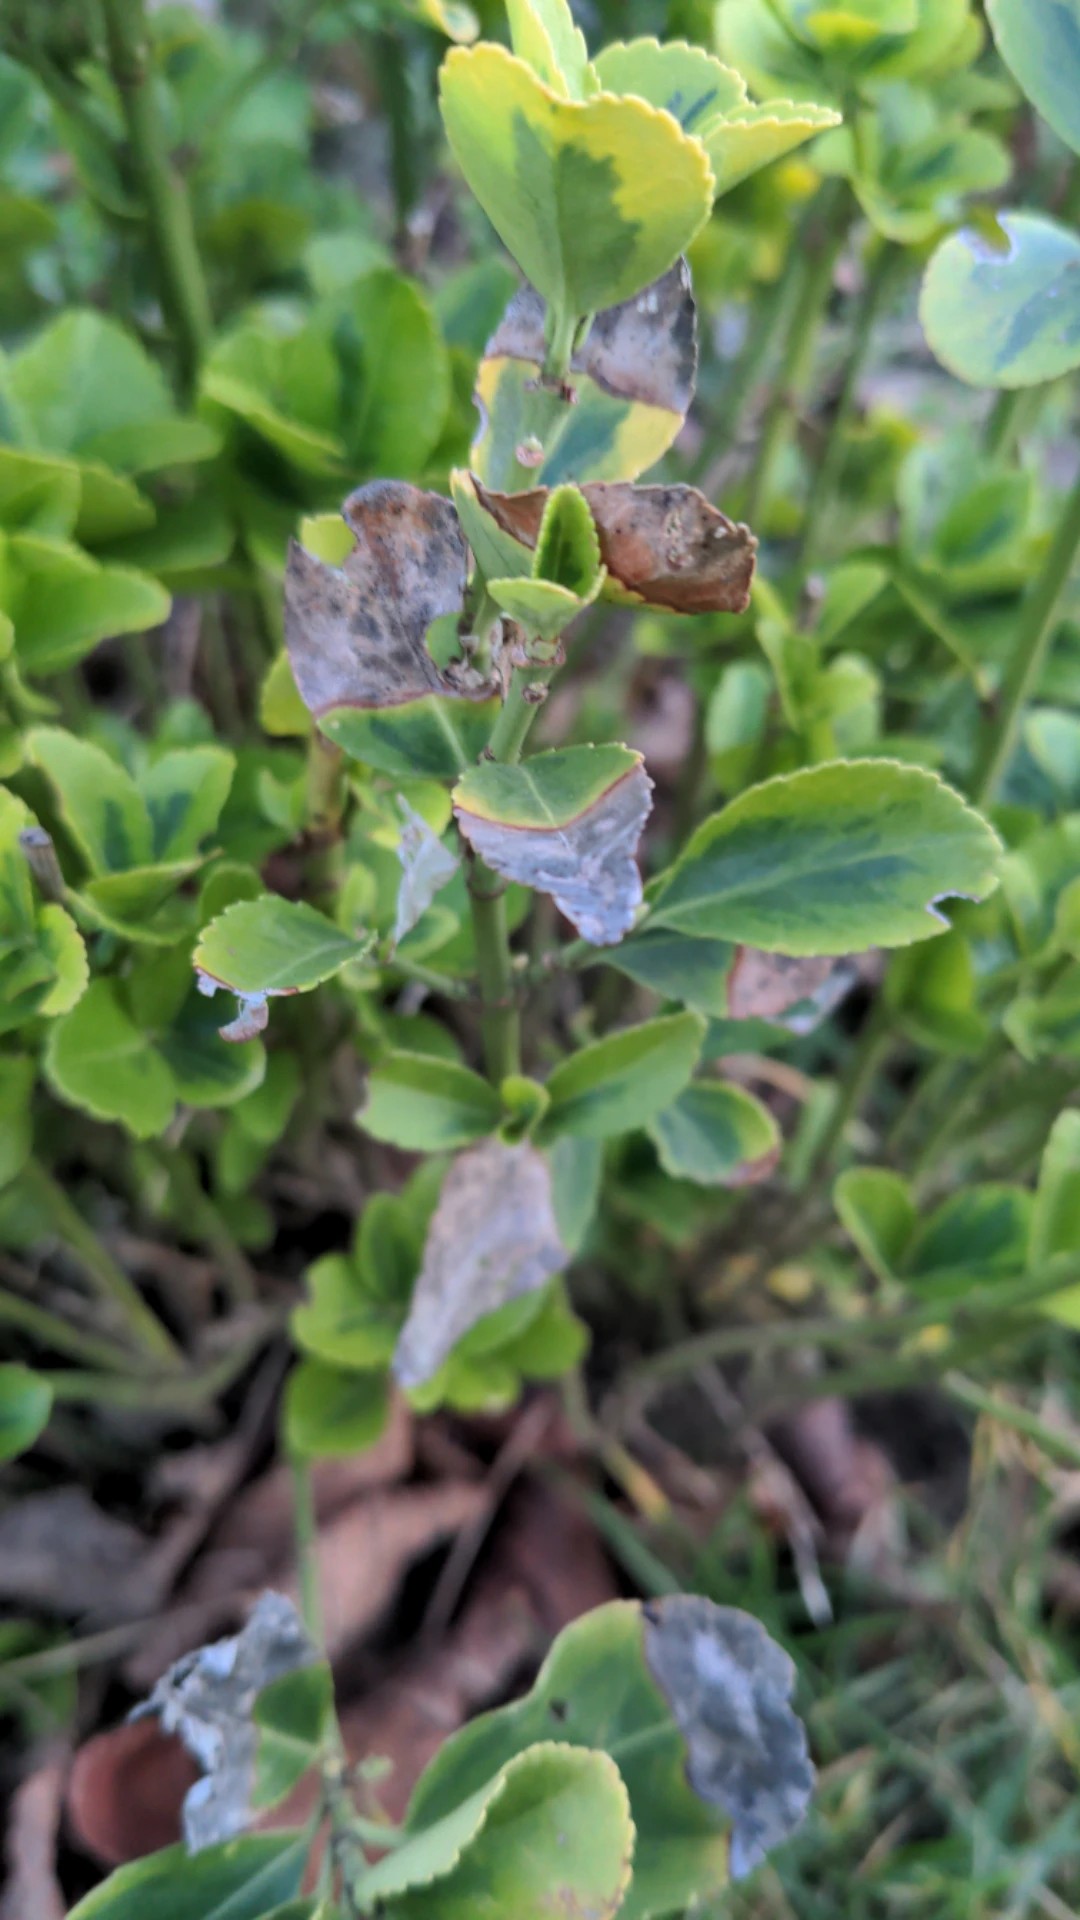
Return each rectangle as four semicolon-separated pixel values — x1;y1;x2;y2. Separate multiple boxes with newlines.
20;1159;183;1368
972;463;1080;805
798;240;896;579
944;1373;1080;1471
0;1274;145;1375
805;991;893;1180
305;734;347;900
467;664;552;1083
146;1143;257;1307
629;1258;1080;1394
100;0;213;393
387;955;470;999
744;180;850;530
985;387;1042;461
291;1455;324;1645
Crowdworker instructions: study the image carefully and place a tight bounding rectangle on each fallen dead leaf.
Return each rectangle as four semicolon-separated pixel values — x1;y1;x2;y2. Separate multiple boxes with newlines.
0;1490;155;1624
66;1719;197;1870
727;949;859;1029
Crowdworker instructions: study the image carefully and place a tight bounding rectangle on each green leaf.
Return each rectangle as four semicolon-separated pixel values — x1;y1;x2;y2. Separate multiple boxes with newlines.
834;1167;917;1282
45;979;175;1139
541;1012;705;1140
921;213;1080;390
284;1360;391;1458
438;45;714;322
358;1742;632;1918
7;310;186;461
66;1833;309;1920
472;262;697;491
606;927;734;1018
987;0;1080;155
1032;1111;1080;1324
648;1081;780;1186
506;0;596;97
141;747;235;860
195;897;365;995
157;985;266;1110
335;270;450;478
0;1056;34;1187
251;1663;335;1810
404;1596;813;1912
359;1051;502;1149
28;728;150;875
453;745;651;945
905;1186;1032;1295
650;761;1001;955
7;538;169;676
0;1363;52;1462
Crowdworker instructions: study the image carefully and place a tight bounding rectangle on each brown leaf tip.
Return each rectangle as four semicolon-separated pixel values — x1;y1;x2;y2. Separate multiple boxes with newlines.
643;1594;814;1880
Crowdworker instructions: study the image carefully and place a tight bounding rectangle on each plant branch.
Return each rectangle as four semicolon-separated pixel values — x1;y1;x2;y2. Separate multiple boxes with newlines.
20;1159;183;1369
972;461;1080;805
797;239;896;579
100;0;212;391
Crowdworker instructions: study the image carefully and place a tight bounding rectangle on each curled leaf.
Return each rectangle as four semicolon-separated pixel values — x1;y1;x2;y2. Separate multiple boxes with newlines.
284;482;497;776
393;1140;567;1388
643;1594;814;1881
473;261;697;489
473;477;757;613
136;1592;319;1853
394;800;460;947
453;745;653;945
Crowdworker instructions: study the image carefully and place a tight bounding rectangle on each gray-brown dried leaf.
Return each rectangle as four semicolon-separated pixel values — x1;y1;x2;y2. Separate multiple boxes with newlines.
394;799;460;947
136;1590;316;1853
473;478;756;615
393;1141;567;1389
727;948;859;1031
453;758;653;947
487;260;696;418
284;481;485;717
643;1593;814;1881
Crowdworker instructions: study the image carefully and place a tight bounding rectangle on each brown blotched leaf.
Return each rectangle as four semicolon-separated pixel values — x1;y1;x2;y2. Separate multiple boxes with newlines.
487;262;696;417
393;1141;567;1389
0;1488;155;1623
135;1590;316;1853
473;477;757;615
643;1593;814;1881
727;948;859;1031
284;481;485;716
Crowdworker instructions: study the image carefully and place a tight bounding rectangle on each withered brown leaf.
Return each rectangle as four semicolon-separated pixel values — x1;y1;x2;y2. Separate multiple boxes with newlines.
472;477;757;615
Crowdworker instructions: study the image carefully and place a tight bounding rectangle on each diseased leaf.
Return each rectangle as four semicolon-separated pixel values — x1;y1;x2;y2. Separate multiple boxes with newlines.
358;1051;502;1150
137;1591;320;1851
921;213;1080;390
473;477;757;613
727;948;859;1029
438;44;714;320
541;1012;706;1140
394;799;460;947
454;746;653;945
392;1138;567;1387
472;261;697;490
642;1595;814;1882
284;481;497;778
405;1596;812;1916
647;1081;780;1187
650;761;1002;955
986;0;1080;156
